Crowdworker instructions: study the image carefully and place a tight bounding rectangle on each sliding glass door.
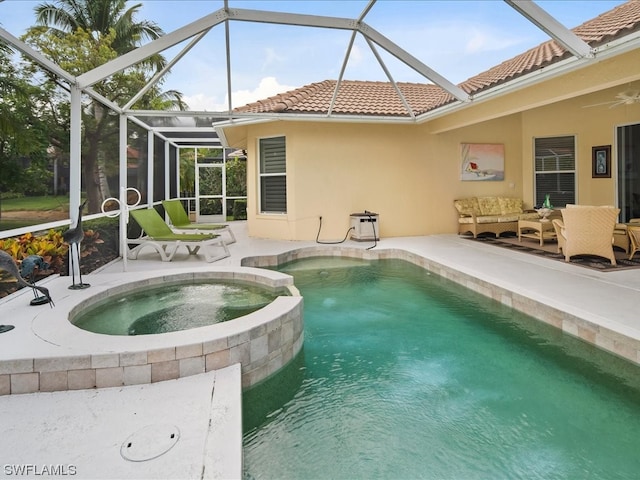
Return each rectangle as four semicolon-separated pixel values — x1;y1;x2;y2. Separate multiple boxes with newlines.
617;124;640;222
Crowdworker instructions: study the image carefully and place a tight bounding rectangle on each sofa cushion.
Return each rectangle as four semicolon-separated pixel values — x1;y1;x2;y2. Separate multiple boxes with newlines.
477;197;502;216
454;198;480;216
498;197;523;215
497;214;520;222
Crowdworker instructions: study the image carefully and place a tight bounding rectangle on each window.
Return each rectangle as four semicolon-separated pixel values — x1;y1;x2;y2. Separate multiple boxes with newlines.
534;136;576;208
259;136;287;213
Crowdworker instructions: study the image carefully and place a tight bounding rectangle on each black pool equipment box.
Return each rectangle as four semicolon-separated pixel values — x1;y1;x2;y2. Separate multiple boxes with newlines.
350;212;379;241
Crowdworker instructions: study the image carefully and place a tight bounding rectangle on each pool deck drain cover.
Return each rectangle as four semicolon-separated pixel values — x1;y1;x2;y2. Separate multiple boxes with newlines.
120;424;180;462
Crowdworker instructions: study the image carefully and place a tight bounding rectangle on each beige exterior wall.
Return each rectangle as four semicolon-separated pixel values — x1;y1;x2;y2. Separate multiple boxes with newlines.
243;118;524;240
521;85;640;208
226;48;640;241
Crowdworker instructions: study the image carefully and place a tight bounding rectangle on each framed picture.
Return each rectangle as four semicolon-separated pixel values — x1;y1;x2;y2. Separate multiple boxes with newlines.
592;145;611;178
460;143;505;181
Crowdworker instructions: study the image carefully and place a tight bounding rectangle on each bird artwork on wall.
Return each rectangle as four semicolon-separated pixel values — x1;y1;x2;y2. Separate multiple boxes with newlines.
0;250;54;333
63;200;90;290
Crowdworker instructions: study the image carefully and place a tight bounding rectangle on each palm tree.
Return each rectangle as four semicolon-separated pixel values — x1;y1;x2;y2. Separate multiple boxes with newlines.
31;0;183;212
34;0;165;71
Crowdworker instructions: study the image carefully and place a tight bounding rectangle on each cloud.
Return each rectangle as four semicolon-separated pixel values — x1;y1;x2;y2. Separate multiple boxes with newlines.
347;44;364;66
182;77;297;111
181;93;224;111
262;47;286;69
463;28;523;54
231;77;297;107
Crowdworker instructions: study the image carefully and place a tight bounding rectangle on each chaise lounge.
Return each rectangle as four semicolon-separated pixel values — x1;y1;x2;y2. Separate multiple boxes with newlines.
162;199;236;244
128;208;230;263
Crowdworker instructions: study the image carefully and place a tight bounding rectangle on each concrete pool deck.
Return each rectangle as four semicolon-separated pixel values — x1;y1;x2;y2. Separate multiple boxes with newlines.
1;221;640;478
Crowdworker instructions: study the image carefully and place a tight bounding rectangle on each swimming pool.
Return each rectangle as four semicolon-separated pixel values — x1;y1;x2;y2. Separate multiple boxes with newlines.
243;257;640;479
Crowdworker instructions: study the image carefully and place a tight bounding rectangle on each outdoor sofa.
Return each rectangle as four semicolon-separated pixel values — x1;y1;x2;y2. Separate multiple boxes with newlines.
454;196;539;238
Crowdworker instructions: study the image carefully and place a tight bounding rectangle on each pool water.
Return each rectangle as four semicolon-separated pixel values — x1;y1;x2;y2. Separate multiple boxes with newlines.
73;282;278;335
243;258;640;479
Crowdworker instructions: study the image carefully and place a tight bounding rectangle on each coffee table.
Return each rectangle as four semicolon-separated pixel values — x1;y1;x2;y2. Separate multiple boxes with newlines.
518;218;556;246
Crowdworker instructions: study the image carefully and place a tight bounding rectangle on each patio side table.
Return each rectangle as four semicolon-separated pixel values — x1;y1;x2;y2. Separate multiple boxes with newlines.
518;218;556;246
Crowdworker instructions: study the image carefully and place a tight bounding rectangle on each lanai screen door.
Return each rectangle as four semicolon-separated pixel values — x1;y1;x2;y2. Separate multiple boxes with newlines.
196;156;225;223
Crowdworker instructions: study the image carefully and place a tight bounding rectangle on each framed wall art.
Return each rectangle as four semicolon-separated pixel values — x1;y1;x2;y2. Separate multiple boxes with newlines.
592;145;611;178
460;143;505;181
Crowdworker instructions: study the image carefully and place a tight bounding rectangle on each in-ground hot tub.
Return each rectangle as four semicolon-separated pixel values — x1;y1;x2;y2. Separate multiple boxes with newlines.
72;280;284;336
4;267;304;395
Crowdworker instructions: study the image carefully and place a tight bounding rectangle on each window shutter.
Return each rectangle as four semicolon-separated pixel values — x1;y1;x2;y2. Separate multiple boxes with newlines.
259;137;287;213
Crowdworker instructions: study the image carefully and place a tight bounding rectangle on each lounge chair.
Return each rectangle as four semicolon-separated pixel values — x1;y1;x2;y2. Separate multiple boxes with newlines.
552;205;619;265
128;208;230;263
162;199;236;244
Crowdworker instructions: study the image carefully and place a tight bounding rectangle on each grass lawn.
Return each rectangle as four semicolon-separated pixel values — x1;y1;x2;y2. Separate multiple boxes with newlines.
0;196;71;231
0;219;33;231
1;196;69;211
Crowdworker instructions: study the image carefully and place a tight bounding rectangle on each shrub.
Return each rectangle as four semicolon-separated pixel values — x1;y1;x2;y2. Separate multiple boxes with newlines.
0;230;67;274
233;199;247;220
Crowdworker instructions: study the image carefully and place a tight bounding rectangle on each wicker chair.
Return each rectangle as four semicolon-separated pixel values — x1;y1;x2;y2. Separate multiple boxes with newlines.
551;205;620;265
612;218;640;254
629;225;640;260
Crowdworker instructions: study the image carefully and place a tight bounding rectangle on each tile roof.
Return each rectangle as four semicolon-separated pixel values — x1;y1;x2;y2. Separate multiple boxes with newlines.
461;0;640;96
233;80;450;117
234;0;640;118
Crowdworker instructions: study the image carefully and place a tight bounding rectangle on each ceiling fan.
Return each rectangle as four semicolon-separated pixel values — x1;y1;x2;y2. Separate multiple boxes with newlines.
583;90;640;108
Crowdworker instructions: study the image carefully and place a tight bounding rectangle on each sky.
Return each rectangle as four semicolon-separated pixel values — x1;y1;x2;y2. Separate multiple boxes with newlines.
0;0;627;111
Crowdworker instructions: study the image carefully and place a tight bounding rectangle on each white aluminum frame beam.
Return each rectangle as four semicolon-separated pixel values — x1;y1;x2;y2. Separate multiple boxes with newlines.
0;27;76;84
170;137;221;143
357;23;469;101
505;0;593;58
328;31;357;116
77;8;229;87
123;30;209;110
229;8;469;101
364;36;416;118
76;6;469;103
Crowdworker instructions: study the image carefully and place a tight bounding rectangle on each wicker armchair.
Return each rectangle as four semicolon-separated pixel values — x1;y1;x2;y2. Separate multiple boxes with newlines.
629;225;640;260
551;205;620;265
613;218;640;254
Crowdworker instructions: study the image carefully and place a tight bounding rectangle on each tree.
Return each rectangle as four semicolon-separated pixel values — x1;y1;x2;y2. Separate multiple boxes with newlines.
26;0;184;213
179;149;196;196
34;0;165;71
226;156;247;197
0;42;53;215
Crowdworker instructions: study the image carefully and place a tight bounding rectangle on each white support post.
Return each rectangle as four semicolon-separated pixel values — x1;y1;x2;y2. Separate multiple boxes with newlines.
164;141;170;204
176;147;181;199
119;114;128;271
147;131;155;208
68;86;82;280
222;148;227;219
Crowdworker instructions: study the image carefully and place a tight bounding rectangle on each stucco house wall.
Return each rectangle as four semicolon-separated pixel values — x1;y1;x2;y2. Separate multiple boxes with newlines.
243;117;524;241
521;83;640;208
